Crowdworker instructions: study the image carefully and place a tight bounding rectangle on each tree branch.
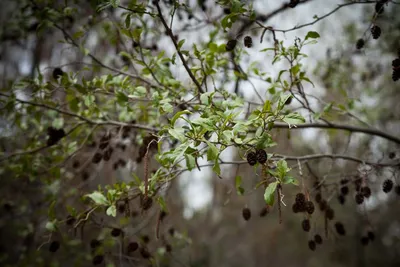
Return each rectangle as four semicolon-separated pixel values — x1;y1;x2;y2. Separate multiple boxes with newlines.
154;1;204;94
271;122;400;144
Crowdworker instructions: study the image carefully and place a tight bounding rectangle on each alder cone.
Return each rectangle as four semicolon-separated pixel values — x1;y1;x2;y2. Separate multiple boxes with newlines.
226;39;237;51
356;39;364;49
305;201;315;215
242;207;251;221
244;36;253;48
335;222;346;236
314;234;323;244
371;25;381;39
246;152;257;166
255;149;267;164
49;241;60;252
382;179;393;193
52;67;64;79
127;242;138;252
308;240;316;251
302;219;311;232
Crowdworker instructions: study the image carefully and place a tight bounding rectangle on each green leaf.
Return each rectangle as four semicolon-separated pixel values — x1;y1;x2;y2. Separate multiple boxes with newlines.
45;220;57;232
86;191;109;206
282;112;306;125
213;160;221;175
206;141;219;161
264;181;278;206
185;154;196;171
116;91;129;104
276;159;291;180
168;128;185;142
235;175;244;195
106;205;117;217
305;31;320;40
48;200;56;220
177;39;185;50
157;196;167;211
52;118;64;129
110;0;120;8
171;110;192;126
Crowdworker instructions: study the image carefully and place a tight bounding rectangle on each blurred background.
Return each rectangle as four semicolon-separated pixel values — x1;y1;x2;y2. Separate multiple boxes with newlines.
1;0;400;266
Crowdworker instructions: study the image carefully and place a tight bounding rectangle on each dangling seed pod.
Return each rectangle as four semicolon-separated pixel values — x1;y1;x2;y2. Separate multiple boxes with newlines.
302;219;311;232
382;179;393;193
92;255;104;265
127;242;138;253
52;68;64;80
308;240;316;251
111;228;122;237
356;39;365;50
335;222;346;236
314;234;323;245
361;186;371;198
259;206;269;217
371;25;381;39
226;39;237;51
242;207;251;221
255;149;267;164
246;152;257;166
305;201;315;215
244;36;253;48
355;193;364;204
49;241;60;252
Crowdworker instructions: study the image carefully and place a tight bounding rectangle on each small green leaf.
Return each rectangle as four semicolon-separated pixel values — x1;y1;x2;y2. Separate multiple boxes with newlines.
235;175;245;195
185;154;196;171
213;160;221;175
168;128;185;142
106;205;117;217
177;39;185;49
206;141;219;161
52;118;64;129
45;221;57;232
282;112;306;125
48;201;56;220
305;31;320;40
264;181;278;206
86;191;109;206
171;110;192;126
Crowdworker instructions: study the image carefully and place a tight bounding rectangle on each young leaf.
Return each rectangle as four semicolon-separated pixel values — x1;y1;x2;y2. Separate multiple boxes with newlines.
282;112;306;125
106;205;117;217
86;191;109;206
305;31;320;40
264;181;278;206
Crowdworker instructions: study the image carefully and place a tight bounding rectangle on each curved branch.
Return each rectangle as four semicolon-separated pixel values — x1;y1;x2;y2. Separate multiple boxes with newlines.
263;1;377;34
271;122;400;145
218;154;398;168
154;2;204;94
